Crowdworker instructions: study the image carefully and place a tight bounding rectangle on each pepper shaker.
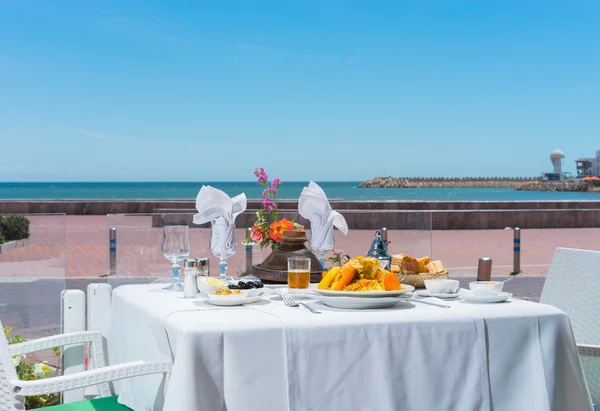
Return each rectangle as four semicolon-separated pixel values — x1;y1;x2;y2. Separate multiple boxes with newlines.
195;257;210;277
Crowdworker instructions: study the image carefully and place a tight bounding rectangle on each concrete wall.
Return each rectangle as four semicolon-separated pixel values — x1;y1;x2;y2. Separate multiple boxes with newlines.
2;199;600;214
2;200;600;229
151;208;600;230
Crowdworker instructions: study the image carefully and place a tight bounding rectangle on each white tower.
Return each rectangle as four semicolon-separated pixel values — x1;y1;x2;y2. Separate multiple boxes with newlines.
550;149;565;174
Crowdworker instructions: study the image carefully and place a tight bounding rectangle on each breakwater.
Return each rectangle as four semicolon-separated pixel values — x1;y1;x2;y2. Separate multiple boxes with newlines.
359;177;599;192
359;177;533;189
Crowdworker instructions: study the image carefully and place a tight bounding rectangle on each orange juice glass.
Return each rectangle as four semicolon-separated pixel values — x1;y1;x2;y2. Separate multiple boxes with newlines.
287;257;311;290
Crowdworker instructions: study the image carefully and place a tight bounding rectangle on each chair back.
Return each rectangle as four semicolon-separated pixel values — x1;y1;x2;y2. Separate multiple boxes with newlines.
540;247;600;345
0;318;24;411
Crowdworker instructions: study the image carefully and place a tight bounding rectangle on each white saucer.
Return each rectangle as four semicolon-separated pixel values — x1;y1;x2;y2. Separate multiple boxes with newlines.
416;290;461;299
459;290;512;303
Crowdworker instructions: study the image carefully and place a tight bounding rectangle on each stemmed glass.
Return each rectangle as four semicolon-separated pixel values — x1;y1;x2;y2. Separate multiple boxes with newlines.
210;218;236;281
160;225;190;292
311;225;335;269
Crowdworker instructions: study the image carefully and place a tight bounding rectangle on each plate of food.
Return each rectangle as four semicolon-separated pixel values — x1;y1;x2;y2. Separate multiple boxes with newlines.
314;256;415;297
205;287;268;306
312;294;413;310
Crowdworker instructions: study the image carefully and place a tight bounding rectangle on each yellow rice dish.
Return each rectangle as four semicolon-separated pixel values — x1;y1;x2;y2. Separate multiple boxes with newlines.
318;256;403;292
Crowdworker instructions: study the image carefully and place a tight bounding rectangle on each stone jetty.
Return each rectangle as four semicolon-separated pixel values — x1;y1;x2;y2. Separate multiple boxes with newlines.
358;177;599;192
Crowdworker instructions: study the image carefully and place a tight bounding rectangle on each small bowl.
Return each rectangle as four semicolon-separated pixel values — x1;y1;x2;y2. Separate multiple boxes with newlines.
197;277;227;294
424;279;459;295
469;281;503;296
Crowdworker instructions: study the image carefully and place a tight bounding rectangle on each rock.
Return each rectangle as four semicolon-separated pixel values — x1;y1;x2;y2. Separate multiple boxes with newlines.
358;177;595;192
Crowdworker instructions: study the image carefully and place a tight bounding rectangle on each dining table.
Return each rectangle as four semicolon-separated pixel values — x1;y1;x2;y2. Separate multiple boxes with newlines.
105;283;593;411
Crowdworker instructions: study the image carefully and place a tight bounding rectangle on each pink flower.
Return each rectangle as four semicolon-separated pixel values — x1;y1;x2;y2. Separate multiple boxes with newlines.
250;228;264;242
262;187;276;198
271;178;281;188
263;198;276;212
253;167;270;184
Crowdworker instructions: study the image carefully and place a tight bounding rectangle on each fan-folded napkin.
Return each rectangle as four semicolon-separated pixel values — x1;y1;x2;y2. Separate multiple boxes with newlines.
193;185;247;226
298;181;348;249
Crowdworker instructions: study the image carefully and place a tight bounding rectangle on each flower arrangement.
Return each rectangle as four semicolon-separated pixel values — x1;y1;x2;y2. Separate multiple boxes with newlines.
246;168;300;248
4;326;60;409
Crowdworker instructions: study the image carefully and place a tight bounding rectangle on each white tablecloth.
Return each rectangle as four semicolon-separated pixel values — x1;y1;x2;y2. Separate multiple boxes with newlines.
106;284;592;411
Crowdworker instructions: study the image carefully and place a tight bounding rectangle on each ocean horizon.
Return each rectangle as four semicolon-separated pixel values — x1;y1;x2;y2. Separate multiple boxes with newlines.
1;182;600;202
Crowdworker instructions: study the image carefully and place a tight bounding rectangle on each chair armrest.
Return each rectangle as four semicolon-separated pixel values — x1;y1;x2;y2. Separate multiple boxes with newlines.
8;331;103;356
578;343;600;358
10;360;171;397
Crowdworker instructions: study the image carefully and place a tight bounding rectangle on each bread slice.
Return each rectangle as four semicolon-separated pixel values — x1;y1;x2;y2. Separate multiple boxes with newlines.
391;254;418;273
417;257;431;273
425;260;445;274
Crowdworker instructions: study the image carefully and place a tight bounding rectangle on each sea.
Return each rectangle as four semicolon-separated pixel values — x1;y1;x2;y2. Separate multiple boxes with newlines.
1;182;599;201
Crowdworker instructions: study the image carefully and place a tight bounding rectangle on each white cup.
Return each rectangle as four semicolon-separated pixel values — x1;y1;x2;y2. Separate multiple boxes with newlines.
424;279;459;295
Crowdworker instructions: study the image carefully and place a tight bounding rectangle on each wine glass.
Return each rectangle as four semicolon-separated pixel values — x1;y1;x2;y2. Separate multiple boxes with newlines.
311;225;334;269
160;225;190;292
210;219;236;281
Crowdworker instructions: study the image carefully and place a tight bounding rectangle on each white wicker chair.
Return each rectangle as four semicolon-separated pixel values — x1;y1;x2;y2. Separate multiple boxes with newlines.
1;318;171;410
540;247;600;408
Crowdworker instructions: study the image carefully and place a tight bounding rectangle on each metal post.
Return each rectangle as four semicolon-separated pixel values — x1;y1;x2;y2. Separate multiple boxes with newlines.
108;228;116;276
380;227;388;243
477;257;492;281
512;227;521;275
245;227;253;274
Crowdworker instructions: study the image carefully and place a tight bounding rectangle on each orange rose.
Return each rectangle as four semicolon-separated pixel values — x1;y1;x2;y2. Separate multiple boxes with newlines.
268;218;294;243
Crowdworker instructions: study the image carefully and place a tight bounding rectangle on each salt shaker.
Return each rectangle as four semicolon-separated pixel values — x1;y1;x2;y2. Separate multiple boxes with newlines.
183;259;199;298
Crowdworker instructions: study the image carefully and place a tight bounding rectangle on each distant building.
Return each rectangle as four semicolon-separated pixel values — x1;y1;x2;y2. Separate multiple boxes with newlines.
575;150;600;178
542;149;569;182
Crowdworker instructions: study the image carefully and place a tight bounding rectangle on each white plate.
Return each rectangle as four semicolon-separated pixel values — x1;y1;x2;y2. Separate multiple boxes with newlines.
313;294;413;309
206;294;263;306
459;290;512;304
416;290;461;299
312;284;415;298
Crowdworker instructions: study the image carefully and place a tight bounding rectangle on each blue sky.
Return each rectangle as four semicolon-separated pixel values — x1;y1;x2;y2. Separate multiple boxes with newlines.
0;0;598;182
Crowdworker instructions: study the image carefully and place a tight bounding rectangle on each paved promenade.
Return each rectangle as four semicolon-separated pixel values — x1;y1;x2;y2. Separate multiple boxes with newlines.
0;216;598;279
0;215;597;345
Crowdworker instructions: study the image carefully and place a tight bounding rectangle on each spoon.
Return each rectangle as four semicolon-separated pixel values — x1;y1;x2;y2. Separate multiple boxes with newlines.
501;274;517;283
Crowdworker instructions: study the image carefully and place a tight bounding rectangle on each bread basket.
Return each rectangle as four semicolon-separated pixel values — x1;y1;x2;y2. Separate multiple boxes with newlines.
397;270;449;288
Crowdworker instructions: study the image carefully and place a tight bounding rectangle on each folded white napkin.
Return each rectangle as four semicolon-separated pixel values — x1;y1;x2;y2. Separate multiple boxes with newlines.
298;181;348;250
193;185;247;226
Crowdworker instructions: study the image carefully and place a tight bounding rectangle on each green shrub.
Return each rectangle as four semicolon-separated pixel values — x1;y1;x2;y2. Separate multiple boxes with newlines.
4;327;60;409
0;215;30;241
0;229;5;245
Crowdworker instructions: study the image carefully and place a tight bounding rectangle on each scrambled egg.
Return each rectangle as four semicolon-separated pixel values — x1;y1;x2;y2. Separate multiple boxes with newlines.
210;288;241;296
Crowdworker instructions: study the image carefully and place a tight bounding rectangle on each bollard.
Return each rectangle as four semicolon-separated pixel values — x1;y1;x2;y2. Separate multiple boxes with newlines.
477;257;492;281
108;228;116;276
512;228;521;275
381;227;390;250
245;227;253;274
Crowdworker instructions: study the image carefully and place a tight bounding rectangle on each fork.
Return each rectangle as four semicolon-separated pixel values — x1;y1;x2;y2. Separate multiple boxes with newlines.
281;293;321;314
